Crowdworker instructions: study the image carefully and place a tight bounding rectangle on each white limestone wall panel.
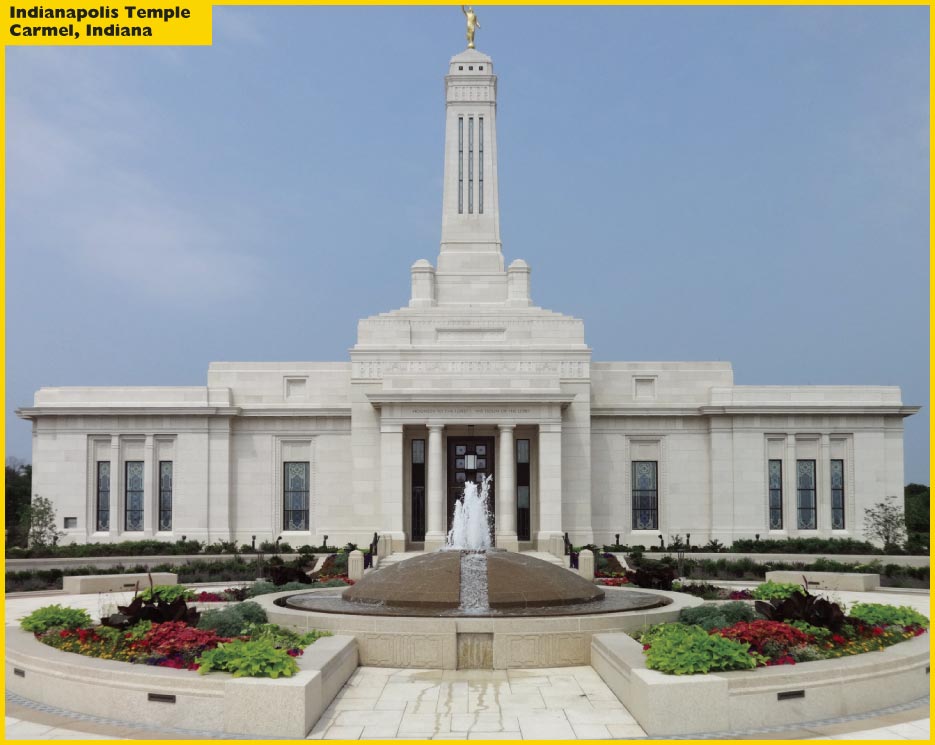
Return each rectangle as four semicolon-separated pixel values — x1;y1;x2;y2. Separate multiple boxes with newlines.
31;430;90;544
659;432;711;544
33;386;223;407
590;362;734;406
347;382;383;544
588;431;625;546
561;382;593;544
174;431;211;540
206;363;351;406
728;425;769;538
710;385;904;406
851;429;893;544
229;431;274;543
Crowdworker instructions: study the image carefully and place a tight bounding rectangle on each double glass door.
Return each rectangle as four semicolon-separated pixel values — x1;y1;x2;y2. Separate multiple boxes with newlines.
446;437;495;533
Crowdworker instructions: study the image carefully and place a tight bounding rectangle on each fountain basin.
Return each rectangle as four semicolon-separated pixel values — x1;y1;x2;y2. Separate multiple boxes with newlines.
259;585;696;669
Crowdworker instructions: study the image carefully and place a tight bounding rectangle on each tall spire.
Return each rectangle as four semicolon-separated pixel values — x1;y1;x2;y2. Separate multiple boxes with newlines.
436;48;504;303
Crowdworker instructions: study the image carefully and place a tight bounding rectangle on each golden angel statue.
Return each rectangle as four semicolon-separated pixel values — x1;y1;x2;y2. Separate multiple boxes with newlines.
462;6;480;49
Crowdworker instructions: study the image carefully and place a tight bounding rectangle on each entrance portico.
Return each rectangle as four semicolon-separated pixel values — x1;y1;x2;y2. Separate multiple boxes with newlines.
370;396;572;552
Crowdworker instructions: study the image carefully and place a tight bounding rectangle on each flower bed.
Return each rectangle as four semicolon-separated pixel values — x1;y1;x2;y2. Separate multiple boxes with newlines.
21;595;330;678
636;593;927;675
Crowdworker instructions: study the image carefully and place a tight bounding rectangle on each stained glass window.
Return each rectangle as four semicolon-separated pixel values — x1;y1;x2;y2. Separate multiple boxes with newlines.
831;459;845;529
158;461;173;532
768;459;783;530
796;460;817;530
124;461;144;531
283;461;309;531
632;461;658;530
96;461;110;531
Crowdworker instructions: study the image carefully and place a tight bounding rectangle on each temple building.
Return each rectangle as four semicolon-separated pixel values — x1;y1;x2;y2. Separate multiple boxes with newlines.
17;46;918;555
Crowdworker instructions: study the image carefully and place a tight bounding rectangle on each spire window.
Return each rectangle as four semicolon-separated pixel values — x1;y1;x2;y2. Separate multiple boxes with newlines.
479;117;484;214
458;117;464;214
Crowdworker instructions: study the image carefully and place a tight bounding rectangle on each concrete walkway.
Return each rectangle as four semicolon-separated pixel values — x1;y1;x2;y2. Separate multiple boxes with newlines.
4;583;930;740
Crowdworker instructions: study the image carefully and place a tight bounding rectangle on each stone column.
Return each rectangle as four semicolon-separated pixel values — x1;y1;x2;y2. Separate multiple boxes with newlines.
496;424;518;551
424;424;446;551
536;422;564;554
109;436;120;537
819;433;831;534
379;423;406;545
143;435;155;536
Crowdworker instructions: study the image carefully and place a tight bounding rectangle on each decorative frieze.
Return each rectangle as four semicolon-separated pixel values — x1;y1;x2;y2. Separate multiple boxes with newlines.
352;360;589;379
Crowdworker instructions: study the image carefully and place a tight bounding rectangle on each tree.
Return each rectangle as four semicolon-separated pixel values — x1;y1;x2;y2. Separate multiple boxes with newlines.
904;483;929;534
23;494;64;548
5;458;32;547
863;496;907;552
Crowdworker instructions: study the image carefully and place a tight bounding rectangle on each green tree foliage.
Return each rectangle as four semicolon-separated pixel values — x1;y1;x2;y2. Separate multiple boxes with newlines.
21;494;65;548
904;484;929;553
863;497;907;552
5;459;32;547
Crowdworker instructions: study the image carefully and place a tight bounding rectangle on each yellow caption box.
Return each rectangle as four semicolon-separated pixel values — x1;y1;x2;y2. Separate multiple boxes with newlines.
2;0;212;45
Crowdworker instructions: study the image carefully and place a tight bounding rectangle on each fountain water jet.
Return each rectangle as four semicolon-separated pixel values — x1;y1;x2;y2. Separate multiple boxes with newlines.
446;476;493;551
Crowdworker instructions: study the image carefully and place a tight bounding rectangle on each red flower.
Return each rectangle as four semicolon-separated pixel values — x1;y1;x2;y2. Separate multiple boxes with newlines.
715;621;811;654
871;626;885;636
642;644;651;651
59;629;71;639
831;634;847;645
766;655;796;666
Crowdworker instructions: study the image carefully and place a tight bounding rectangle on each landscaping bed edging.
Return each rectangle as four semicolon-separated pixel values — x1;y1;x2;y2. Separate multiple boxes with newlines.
590;630;930;736
5;625;357;738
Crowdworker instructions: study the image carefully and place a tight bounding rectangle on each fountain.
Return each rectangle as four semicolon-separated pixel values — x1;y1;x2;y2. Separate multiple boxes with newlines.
270;477;687;668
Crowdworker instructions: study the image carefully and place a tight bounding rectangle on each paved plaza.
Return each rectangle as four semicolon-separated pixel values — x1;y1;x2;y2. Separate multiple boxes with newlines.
3;584;930;740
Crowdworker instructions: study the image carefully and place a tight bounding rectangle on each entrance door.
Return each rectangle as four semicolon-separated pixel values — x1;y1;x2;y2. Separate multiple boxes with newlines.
446;437;495;534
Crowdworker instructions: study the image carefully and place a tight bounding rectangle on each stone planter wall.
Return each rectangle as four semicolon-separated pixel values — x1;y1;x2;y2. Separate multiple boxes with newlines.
591;631;930;736
5;626;357;738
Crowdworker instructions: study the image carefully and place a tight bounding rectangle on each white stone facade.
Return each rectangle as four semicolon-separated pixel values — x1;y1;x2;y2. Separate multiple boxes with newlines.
17;49;917;552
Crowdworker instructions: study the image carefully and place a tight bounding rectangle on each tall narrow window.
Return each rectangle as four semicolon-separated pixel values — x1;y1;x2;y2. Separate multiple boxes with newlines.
830;459;845;529
468;116;474;213
457;117;464;214
478;116;484;214
796;459;817;530
516;439;531;541
632;461;658;530
768;459;783;529
411;440;426;542
96;461;110;531
158;461;173;532
125;461;144;531
283;462;310;531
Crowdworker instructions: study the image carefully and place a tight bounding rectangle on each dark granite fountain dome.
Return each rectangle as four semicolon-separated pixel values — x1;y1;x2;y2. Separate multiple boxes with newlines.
344;550;604;610
281;549;670;617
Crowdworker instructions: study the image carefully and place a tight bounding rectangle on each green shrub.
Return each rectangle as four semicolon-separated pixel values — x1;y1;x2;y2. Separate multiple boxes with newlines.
196;639;299;678
644;624;765;675
730;537;883;555
679;601;754;631
138;585;196;604
246;580;313;598
21;605;92;634
752;580;806;601
197;602;268;636
242;622;330;649
848;603;929;629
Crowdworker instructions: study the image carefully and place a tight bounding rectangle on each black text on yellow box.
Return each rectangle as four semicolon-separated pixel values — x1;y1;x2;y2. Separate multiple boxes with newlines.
2;0;213;46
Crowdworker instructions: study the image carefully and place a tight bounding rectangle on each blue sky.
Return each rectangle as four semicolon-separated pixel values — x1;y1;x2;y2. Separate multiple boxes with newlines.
6;5;930;484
